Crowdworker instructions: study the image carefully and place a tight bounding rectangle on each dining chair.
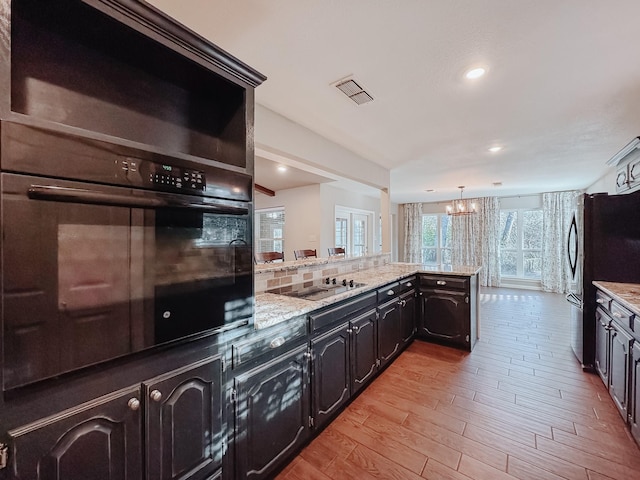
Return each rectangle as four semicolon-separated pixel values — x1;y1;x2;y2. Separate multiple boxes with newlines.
293;249;317;260
255;251;285;264
327;247;346;257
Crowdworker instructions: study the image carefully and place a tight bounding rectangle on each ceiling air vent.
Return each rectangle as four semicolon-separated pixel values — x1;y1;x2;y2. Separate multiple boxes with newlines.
335;78;374;105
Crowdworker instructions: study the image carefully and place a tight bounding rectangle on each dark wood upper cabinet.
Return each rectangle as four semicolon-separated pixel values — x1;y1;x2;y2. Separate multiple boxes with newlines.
2;0;265;171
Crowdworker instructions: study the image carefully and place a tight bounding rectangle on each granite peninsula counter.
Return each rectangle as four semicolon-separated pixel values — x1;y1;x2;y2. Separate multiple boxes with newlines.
255;258;481;329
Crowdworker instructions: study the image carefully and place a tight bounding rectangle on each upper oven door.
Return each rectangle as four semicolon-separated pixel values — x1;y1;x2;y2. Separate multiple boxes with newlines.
1;172;252;390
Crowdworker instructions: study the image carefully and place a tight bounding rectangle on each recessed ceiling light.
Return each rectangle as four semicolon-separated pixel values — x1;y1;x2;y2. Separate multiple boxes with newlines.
488;146;502;153
465;67;486;80
277;165;288;172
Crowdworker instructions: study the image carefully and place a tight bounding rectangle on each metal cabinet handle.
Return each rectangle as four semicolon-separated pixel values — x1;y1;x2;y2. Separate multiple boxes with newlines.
352;325;360;333
406;282;412;287
269;336;285;348
128;398;141;411
387;289;395;296
612;312;622;318
150;390;162;402
303;351;312;359
436;280;446;286
596;298;605;304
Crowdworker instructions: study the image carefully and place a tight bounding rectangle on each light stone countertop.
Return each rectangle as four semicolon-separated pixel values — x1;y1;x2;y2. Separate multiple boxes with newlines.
592;281;640;316
254;263;482;329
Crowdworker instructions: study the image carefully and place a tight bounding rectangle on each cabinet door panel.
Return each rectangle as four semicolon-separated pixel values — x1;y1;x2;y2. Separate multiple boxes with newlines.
609;323;632;420
9;387;142;480
146;357;223;480
419;289;468;344
234;345;309;480
351;309;378;395
378;299;401;368
595;309;610;386
400;291;416;346
631;343;640;443
312;323;350;430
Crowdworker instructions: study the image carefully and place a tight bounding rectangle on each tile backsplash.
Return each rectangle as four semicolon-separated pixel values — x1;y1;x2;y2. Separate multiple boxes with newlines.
255;253;391;293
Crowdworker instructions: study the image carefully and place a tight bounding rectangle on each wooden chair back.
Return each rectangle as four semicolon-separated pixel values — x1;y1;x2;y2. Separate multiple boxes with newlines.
255;251;285;264
328;247;346;256
293;249;317;260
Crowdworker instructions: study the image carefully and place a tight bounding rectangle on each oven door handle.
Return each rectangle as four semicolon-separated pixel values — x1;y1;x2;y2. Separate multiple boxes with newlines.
27;185;249;215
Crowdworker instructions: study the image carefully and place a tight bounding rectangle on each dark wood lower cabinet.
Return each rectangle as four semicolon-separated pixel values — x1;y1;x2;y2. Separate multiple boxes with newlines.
400;290;416;347
310;307;380;431
311;323;350;430
350;308;378;395
609;321;633;420
233;345;310;480
595;308;611;385
631;342;640;443
418;288;469;347
7;356;223;480
9;387;143;480
145;357;223;480
377;298;401;369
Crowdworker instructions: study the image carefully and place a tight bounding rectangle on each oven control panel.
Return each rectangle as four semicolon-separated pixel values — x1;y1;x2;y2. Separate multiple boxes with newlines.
148;163;206;192
119;158;206;192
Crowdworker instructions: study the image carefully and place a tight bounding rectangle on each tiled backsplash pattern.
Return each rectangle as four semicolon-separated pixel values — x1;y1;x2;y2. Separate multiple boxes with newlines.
255;253;391;293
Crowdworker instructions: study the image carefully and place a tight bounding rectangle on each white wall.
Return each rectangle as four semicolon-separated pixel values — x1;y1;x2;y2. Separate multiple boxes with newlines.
256;183;398;259
255;185;321;259
255;105;390;190
320;184;382;256
586;168;616;194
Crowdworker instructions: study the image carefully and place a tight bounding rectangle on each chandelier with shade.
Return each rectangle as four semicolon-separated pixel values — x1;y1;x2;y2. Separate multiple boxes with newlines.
446;186;476;216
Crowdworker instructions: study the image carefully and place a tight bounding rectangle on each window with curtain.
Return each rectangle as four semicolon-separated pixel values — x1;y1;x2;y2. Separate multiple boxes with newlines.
418;197;500;286
255;207;285;253
421;214;451;267
403;203;423;263
541;190;579;293
499;209;543;278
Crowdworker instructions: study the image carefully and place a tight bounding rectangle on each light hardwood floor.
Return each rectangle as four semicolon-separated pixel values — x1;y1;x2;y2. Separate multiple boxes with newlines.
275;287;640;480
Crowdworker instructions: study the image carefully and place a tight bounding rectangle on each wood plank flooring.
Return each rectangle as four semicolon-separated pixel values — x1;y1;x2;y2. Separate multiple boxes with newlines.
275;287;640;480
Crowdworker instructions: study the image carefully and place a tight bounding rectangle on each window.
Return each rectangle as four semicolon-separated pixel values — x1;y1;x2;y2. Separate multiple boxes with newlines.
335;207;373;255
499;209;542;278
421;214;451;267
255;208;285;253
335;217;347;249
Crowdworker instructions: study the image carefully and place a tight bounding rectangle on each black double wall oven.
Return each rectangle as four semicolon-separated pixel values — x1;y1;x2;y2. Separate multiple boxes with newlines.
1;122;254;391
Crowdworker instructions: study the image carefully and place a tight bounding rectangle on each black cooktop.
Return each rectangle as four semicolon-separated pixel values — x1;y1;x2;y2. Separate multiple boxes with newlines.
267;278;366;301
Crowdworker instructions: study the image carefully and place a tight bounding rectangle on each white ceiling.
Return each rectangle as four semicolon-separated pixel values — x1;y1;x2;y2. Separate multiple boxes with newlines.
254;155;333;193
148;0;640;203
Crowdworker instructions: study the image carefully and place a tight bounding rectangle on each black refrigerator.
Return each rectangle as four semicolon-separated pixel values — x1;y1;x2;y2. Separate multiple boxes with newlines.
568;188;640;370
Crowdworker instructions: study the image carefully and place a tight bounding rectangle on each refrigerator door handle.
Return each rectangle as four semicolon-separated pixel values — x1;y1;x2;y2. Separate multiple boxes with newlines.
566;292;583;309
567;215;578;279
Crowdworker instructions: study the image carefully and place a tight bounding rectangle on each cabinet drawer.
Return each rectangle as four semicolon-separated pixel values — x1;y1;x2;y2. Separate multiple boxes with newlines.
232;317;307;368
309;292;377;333
420;276;469;291
377;282;400;301
611;301;635;331
399;276;417;293
595;291;613;312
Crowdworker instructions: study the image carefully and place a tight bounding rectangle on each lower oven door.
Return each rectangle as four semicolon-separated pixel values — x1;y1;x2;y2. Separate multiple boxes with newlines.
1;172;252;390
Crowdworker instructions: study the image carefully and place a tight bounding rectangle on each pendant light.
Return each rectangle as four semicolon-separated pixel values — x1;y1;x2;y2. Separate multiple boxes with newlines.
446;186;476;216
